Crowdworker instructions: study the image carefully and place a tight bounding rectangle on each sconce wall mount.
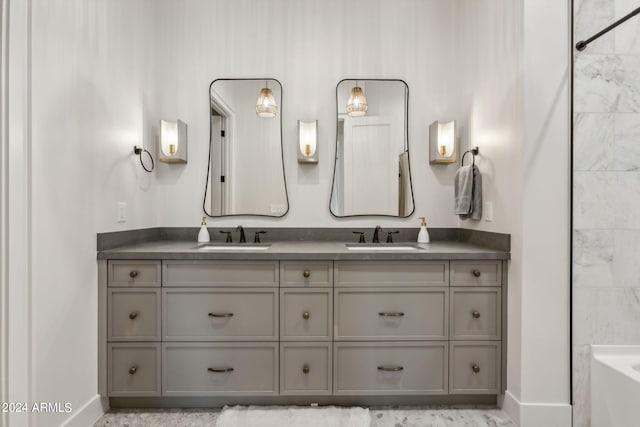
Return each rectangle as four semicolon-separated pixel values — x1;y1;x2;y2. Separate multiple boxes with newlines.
298;120;318;164
429;120;457;164
159;119;188;164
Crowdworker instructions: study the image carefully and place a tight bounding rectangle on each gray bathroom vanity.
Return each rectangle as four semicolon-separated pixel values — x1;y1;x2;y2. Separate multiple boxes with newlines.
97;229;509;407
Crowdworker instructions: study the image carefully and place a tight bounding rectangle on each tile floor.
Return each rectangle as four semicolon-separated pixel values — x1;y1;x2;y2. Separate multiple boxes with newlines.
93;406;516;427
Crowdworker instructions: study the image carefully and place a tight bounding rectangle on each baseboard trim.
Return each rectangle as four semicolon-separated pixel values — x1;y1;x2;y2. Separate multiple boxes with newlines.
501;390;572;427
61;394;108;427
502;391;521;425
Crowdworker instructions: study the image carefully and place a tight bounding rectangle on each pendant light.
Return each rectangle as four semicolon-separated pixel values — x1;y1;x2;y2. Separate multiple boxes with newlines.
256;80;278;118
346;82;368;117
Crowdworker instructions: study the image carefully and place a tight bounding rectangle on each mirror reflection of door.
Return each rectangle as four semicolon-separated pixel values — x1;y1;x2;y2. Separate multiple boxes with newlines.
204;79;289;217
330;79;414;217
343;115;400;216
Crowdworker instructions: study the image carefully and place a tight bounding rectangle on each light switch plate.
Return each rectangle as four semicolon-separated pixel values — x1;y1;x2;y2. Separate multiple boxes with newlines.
117;202;127;223
484;201;493;222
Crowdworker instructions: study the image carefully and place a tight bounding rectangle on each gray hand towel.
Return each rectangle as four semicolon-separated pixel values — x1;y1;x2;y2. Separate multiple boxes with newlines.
454;165;482;220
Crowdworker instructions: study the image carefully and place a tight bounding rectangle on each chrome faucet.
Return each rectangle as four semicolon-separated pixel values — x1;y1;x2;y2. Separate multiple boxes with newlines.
236;225;246;243
372;225;383;243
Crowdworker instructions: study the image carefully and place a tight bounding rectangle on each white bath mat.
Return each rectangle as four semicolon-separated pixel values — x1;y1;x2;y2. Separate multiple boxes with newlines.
215;405;371;427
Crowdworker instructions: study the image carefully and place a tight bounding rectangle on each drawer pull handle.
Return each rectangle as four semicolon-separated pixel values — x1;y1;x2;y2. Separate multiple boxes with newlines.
303;270;311;278
208;312;234;318
378;312;405;317
472;311;481;319
472;269;481;278
302;365;310;374
208;367;234;373
302;311;311;320
129;271;139;278
129;366;137;375
377;366;404;372
129;311;138;320
472;364;480;373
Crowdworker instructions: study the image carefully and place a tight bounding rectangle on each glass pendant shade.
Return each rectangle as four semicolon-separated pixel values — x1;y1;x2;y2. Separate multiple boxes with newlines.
256;87;278;118
346;86;368;117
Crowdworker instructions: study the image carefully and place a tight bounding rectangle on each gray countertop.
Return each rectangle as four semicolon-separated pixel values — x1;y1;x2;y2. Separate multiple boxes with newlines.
97;240;510;261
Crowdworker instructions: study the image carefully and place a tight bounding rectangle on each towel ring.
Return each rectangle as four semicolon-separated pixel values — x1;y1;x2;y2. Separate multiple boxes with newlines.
461;147;479;167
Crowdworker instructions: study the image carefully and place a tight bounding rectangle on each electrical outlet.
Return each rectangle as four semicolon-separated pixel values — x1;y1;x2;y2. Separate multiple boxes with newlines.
484;201;493;222
117;202;127;223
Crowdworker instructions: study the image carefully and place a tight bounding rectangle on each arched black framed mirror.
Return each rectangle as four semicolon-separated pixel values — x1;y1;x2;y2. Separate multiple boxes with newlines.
330;79;414;217
204;78;289;217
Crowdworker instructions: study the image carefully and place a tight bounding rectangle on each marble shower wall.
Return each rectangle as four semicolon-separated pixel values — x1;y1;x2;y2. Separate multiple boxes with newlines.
573;0;640;426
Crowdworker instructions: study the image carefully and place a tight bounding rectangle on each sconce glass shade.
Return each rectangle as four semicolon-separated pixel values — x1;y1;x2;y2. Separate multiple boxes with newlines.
298;120;318;163
346;86;368;117
159;119;187;163
429;120;457;164
256;87;278;118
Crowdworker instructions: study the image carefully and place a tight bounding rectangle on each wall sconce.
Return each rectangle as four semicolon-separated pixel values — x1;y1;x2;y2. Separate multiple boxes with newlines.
159;119;187;163
298;120;318;164
429;120;457;164
346;85;368;117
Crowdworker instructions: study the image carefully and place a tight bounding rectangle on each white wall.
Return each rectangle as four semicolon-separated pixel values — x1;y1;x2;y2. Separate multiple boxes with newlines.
519;0;571;423
453;0;526;416
27;1;159;425
149;0;463;228
455;0;571;426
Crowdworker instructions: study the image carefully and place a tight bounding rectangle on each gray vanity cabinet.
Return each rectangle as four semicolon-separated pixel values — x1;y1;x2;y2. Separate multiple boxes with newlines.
279;261;333;396
333;261;450;395
106;261;162;396
102;257;505;400
449;261;503;394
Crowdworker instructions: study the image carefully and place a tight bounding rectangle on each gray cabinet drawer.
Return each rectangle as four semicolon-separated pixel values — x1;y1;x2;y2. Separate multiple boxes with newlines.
449;342;501;394
108;260;161;287
451;261;502;287
163;260;278;287
281;289;332;341
450;288;501;340
108;289;161;341
334;261;448;287
163;288;278;341
163;343;278;396
108;343;161;396
280;261;333;287
334;342;448;395
280;342;332;395
334;287;448;340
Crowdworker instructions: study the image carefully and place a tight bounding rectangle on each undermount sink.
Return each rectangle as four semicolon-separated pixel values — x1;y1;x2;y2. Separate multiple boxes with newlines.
197;244;271;251
345;244;421;251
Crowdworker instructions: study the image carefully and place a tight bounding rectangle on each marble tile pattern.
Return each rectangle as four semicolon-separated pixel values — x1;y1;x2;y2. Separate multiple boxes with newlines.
574;0;614;53
615;0;640;53
573;0;640;425
572;345;592;427
93;407;516;427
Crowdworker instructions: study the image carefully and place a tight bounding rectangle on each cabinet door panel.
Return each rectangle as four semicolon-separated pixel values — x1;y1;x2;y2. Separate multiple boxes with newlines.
163;260;278;287
335;287;448;340
163;288;278;341
281;289;332;341
450;288;501;340
335;261;448;287
163;343;278;396
334;342;448;395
